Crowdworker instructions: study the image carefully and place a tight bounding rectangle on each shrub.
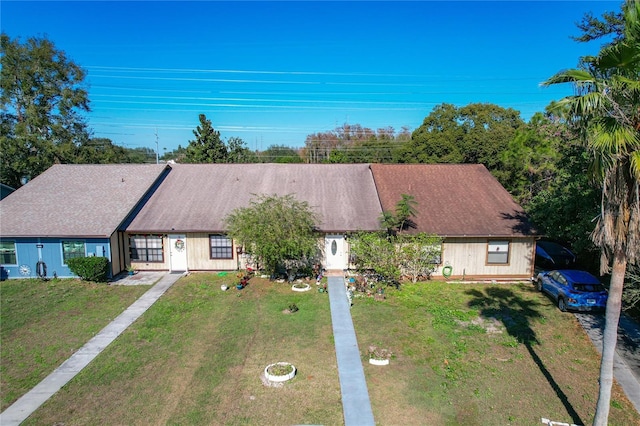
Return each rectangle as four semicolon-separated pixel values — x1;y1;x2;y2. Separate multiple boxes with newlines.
66;257;109;282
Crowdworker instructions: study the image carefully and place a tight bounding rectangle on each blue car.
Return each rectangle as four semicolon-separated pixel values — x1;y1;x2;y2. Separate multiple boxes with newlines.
535;269;608;312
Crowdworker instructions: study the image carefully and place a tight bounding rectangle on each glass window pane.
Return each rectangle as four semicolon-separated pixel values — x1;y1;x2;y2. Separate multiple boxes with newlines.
129;235;164;263
210;235;232;259
0;241;17;264
487;241;509;264
63;241;85;262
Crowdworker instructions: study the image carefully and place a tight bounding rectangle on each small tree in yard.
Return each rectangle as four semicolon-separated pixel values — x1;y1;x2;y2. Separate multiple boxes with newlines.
225;194;320;279
350;232;443;284
352;194;443;285
397;233;443;282
349;231;400;283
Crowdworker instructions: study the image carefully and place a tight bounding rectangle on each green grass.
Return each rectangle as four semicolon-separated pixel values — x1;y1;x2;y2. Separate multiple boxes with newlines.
0;278;150;410
351;281;640;426
20;275;342;425
3;276;639;425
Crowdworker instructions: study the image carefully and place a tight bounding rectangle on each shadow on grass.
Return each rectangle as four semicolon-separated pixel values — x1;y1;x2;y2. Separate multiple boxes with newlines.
465;286;583;425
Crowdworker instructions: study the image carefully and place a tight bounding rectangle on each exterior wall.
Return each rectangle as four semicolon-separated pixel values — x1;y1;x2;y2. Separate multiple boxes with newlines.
110;233;123;276
434;237;534;280
0;237;112;280
186;233;237;271
126;234;170;271
123;233;534;281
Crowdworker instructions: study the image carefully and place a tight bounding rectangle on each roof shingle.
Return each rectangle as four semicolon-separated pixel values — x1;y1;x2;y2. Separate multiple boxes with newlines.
126;163;383;233
0;164;169;237
369;164;534;237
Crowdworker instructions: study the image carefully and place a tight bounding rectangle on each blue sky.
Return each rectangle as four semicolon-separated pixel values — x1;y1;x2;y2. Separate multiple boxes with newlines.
2;1;618;153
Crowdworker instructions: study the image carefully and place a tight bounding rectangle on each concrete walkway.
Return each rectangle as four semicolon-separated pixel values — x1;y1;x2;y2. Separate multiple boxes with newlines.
327;275;376;426
0;272;183;426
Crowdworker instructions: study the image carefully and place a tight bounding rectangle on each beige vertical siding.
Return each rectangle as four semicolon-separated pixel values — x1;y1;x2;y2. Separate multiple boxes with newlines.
124;232;533;279
186;233;238;270
109;233;121;276
434;237;534;280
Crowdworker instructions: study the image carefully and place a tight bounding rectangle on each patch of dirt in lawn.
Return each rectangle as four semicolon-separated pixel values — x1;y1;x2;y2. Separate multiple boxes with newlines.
456;315;505;334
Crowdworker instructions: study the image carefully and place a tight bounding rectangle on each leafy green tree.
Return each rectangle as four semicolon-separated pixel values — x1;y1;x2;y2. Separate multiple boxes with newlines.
0;34;90;188
183;114;228;163
572;9;625;44
226;136;256;163
162;144;187;162
403;103;524;184
401;103;464;164
543;2;640;423
381;194;418;233
259;145;302;163
75;138;130;164
397;233;443;283
457;103;525;182
349;231;442;285
525;134;601;270
349;231;400;284
225;194;320;278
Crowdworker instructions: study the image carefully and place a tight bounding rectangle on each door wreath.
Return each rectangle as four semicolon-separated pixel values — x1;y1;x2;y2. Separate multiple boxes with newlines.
174;239;185;252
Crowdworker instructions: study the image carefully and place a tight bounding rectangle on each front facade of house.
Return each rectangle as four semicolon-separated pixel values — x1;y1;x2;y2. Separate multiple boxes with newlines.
123;163;381;274
1;163;536;281
0;164;170;279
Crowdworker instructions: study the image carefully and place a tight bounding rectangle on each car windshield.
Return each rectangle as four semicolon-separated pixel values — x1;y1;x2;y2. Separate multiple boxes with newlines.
572;283;605;292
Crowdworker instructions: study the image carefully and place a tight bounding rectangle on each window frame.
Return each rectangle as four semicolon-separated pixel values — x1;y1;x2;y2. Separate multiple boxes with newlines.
486;240;510;265
129;234;164;263
62;241;86;265
0;240;17;265
209;234;233;260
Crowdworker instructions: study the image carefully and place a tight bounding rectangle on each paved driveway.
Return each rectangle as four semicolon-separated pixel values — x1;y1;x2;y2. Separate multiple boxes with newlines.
575;312;640;413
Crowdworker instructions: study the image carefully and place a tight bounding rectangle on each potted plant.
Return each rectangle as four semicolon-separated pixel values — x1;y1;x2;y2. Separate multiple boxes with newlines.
368;345;392;365
264;362;296;382
126;265;135;276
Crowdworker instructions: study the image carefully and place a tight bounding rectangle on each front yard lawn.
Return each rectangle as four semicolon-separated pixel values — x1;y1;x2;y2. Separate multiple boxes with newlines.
2;275;638;425
351;281;640;425
19;274;342;425
1;278;149;410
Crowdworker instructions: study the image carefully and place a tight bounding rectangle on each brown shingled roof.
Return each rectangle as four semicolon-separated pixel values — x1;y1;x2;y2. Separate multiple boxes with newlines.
126;163;383;233
369;164;534;237
0;164;169;237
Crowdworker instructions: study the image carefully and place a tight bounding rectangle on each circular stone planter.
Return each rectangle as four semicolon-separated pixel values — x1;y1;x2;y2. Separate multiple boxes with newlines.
369;358;390;366
264;362;296;382
291;283;311;292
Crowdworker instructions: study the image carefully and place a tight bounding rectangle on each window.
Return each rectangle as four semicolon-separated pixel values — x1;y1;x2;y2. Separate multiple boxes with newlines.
130;235;164;262
210;235;233;259
0;241;17;265
62;241;86;263
487;240;509;264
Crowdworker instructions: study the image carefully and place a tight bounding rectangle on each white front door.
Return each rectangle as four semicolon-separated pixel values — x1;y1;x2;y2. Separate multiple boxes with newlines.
324;234;346;270
168;234;187;272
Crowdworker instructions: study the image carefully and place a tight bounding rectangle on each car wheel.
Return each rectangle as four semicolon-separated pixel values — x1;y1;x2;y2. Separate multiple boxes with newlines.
558;298;567;312
536;278;543;292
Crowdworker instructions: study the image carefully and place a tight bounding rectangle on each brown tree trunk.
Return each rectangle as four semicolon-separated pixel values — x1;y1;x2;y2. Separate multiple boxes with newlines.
593;251;626;426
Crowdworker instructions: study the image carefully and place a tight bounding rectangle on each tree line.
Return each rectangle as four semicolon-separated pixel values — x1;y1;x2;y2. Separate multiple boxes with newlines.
1;2;638;422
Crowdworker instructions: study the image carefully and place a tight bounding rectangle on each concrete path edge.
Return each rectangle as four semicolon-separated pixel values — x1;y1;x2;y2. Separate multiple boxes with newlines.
327;275;376;426
0;272;183;426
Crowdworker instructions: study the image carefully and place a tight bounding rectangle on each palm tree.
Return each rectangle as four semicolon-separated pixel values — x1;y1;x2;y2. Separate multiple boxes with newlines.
542;1;639;424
